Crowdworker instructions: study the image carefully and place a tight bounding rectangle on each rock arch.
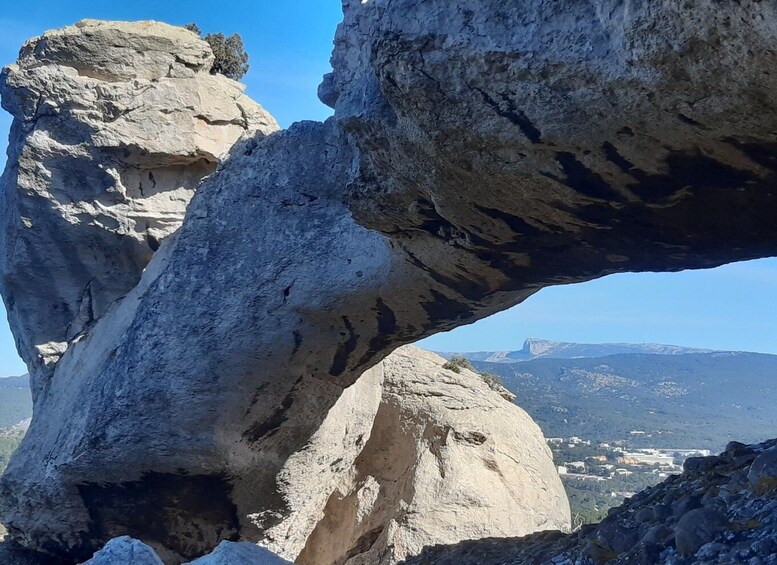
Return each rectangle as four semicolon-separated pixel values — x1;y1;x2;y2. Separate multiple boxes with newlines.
2;1;777;562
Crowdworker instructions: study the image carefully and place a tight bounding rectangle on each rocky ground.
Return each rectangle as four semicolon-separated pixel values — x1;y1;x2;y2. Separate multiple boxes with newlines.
406;439;777;564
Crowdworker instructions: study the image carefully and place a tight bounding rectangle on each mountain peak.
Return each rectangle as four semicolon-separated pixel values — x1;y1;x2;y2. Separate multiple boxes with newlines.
442;339;722;364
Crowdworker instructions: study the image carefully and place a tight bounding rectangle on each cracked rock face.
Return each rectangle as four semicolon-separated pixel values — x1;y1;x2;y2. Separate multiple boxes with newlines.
0;19;278;388
2;2;777;563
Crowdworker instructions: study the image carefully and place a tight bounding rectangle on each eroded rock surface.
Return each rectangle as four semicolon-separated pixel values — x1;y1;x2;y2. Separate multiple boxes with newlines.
3;1;777;562
82;536;163;565
0;19;278;388
263;346;569;563
184;541;292;565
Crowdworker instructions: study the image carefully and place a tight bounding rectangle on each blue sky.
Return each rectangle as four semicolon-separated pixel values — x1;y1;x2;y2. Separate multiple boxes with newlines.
0;2;776;375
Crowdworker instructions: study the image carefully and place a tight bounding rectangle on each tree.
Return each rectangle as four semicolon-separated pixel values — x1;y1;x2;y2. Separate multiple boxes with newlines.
184;24;250;81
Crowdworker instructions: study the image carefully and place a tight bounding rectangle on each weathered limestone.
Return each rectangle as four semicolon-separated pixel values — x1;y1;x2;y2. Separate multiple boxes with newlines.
69;346;568;565
3;1;777;563
262;346;569;563
0;19;278;389
82;538;292;565
184;542;292;565
82;536;163;565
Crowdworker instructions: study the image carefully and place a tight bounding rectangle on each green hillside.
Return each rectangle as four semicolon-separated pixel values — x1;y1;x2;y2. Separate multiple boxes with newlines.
472;352;777;451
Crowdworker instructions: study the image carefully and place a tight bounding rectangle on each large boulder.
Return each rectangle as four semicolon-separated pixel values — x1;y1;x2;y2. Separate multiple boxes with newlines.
3;2;777;562
262;346;569;563
0;19;278;390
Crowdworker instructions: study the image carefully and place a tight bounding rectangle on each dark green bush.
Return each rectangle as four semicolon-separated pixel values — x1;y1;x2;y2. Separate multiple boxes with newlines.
185;24;249;81
442;355;475;374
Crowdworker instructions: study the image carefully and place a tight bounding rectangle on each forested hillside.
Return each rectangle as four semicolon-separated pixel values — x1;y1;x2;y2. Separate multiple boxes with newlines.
470;352;777;451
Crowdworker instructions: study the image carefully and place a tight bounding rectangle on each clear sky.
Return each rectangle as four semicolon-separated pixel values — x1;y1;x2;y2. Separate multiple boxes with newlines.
0;2;776;376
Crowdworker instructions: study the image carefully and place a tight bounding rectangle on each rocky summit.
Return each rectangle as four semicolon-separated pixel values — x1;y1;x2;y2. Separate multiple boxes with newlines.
1;2;777;564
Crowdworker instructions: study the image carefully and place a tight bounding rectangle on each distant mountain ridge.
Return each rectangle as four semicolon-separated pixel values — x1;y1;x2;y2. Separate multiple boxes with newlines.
456;345;777;451
443;338;722;363
0;375;31;429
0;375;29;387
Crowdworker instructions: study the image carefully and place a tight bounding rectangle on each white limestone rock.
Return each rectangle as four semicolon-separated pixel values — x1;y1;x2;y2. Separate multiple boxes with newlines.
0;19;278;386
81;536;163;565
185;541;291;565
262;346;570;564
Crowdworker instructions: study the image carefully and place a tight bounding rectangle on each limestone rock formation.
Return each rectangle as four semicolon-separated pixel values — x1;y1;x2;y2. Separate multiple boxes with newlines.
261;346;569;563
0;19;278;389
406;439;777;564
3;1;777;562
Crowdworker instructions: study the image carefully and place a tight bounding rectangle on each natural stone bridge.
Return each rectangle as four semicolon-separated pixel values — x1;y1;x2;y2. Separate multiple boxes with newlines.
1;1;777;563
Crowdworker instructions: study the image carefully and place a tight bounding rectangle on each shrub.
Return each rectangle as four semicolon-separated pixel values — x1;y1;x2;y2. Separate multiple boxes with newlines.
185;24;250;81
480;371;504;390
442;355;475;373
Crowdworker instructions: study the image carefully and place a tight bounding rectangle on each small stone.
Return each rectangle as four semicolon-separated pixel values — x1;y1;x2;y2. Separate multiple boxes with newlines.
635;507;654;523
672;493;702;518
641;524;673;545
750;537;776;555
652;504;672;521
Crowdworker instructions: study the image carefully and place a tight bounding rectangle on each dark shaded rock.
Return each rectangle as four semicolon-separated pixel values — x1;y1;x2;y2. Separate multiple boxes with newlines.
674;508;728;556
684;456;724;477
652;504;672;522
597;523;639;554
0;541;51;565
640;524;673;546
748;447;777;495
672;494;703;518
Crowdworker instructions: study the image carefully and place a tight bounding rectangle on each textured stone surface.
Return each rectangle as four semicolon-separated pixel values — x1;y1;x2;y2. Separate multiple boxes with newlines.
184;541;291;565
3;2;777;562
261;346;569;563
81;536;163;565
0;19;278;388
748;446;777;495
674;508;728;556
